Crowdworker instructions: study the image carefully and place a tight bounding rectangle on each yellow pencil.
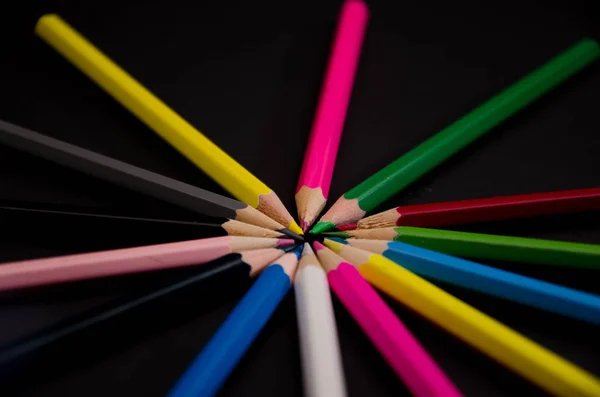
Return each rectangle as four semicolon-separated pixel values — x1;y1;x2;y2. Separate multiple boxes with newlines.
35;14;302;235
324;239;600;397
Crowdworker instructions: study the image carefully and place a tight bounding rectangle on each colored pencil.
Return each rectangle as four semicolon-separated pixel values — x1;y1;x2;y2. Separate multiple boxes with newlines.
0;201;290;240
311;39;600;233
295;0;369;231
167;247;302;397
0;201;208;227
185;219;286;238
0;236;294;291
294;244;347;397
314;242;462;397
0;247;289;367
0;118;296;236
345;187;600;230
346;239;600;325
34;15;303;235
0;201;243;251
330;226;600;268
324;239;600;397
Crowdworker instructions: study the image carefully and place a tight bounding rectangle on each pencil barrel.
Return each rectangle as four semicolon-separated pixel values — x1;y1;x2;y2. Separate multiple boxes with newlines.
381;242;600;324
295;266;347;397
359;257;600;397
394;226;600;268
167;265;291;397
345;39;600;211
0;255;251;371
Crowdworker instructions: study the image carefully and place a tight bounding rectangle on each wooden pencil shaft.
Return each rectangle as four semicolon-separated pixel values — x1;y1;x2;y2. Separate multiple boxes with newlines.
0;253;252;367
393;227;600;268
0;119;246;219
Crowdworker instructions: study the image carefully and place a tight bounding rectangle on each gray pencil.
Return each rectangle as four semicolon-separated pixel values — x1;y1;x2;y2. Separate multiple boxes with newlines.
0;119;299;237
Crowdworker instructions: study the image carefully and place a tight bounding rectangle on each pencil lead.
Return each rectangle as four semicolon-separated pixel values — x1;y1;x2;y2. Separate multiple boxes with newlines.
322;231;350;238
280;228;304;241
325;237;348;245
336;223;357;231
309;221;336;235
300;219;310;233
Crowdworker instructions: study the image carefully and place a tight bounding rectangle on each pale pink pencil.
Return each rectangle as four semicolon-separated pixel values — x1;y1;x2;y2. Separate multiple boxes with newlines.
314;242;463;397
0;236;294;291
296;0;369;231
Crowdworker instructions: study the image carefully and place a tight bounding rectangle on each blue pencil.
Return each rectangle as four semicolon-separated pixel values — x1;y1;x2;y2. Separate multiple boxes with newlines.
167;246;303;397
343;239;600;325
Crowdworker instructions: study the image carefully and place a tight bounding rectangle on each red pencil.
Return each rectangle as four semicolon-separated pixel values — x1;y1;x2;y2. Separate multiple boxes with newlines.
342;187;600;230
295;0;369;232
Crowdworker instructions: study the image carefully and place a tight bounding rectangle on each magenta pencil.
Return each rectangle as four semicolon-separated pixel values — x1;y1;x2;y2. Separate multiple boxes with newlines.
313;242;462;397
0;236;294;291
295;0;369;231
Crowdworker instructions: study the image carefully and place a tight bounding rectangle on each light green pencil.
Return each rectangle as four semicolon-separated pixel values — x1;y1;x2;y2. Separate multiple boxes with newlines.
327;226;600;268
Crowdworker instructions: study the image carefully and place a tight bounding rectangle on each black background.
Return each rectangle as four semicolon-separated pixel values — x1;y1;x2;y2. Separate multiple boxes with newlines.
0;0;599;396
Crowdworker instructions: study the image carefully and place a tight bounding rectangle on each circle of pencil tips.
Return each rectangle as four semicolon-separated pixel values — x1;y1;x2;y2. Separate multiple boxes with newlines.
0;4;599;397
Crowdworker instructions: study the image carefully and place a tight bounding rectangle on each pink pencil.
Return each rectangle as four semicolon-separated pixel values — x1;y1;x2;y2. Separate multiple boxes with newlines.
295;0;369;231
313;242;462;397
0;236;294;291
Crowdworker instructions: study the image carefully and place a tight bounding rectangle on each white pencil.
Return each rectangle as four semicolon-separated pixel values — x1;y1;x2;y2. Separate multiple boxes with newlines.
294;243;347;397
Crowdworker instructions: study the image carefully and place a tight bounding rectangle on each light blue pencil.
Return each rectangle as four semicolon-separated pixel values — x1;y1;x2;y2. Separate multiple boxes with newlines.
343;239;600;325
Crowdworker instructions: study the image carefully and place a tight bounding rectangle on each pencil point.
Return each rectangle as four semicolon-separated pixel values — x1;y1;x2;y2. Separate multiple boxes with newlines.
323;231;350;239
312;241;326;251
276;238;296;247
292;245;305;259
323;238;345;252
326;237;349;245
288;220;304;236
280;228;304;241
282;244;300;253
295;186;327;233
310;221;336;235
301;242;314;256
336;223;357;231
300;219;310;233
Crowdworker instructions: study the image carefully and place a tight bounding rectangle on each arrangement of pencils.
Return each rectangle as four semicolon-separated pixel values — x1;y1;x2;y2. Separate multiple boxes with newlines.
0;2;599;397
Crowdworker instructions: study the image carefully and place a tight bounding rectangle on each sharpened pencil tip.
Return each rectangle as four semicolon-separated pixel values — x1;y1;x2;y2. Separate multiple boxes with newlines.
277;238;296;247
309;221;336;235
326;237;349;245
280;228;304;241
312;241;326;251
323;238;345;252
282;244;299;253
337;223;357;231
292;245;304;259
288;220;304;236
323;231;350;239
300;219;310;233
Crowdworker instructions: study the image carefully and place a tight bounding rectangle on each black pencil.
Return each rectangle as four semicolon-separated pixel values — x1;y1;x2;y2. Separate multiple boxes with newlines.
0;200;286;241
0;245;296;370
0;119;300;238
